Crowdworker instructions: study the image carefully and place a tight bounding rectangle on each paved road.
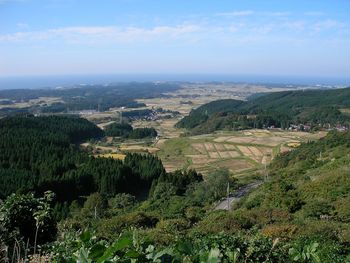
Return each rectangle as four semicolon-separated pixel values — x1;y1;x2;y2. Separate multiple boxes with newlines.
214;181;263;210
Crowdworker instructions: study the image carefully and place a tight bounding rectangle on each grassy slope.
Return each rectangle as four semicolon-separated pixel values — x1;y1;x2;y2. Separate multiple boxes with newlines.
234;130;350;242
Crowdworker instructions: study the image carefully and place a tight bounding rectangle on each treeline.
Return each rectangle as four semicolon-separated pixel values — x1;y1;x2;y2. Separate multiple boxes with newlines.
104;122;157;139
0;115;163;201
177;87;350;134
122;109;153;119
0;83;179;116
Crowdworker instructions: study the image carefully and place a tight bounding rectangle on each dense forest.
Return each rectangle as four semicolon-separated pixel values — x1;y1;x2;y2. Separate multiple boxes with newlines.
104;122;158;139
0;115;164;203
1;114;350;262
0;83;179;116
177;87;350;134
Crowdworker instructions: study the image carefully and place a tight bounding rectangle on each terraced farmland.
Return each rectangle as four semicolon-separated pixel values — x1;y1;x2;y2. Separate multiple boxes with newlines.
157;129;326;177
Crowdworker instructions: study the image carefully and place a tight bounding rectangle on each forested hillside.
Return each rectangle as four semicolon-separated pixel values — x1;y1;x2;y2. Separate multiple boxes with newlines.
177;87;350;134
0;115;164;203
0;83;179;116
105;122;158;139
1;115;350;261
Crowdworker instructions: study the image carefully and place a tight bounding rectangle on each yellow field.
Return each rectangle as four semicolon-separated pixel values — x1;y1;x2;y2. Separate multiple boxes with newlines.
96;153;126;160
287;142;301;148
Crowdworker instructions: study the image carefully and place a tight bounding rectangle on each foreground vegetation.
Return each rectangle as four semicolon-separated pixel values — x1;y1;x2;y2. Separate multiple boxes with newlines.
1;115;350;262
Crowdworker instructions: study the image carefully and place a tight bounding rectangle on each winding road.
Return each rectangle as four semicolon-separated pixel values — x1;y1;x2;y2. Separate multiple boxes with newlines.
214;181;263;210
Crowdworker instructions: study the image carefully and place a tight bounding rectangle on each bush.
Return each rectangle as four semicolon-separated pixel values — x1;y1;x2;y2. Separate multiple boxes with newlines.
302;199;334;219
0;192;57;247
97;212;159;240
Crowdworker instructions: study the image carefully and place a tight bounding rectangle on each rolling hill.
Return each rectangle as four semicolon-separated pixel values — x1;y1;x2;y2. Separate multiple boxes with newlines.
176;87;350;134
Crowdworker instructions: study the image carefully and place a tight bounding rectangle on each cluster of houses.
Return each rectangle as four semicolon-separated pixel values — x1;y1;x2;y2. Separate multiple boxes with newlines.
268;123;349;132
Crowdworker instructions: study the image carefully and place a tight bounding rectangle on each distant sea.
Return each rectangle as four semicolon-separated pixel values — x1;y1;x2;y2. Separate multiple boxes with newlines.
0;74;349;90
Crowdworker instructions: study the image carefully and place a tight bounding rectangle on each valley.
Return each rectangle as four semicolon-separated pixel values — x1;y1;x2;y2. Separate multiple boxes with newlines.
79;84;328;182
1;83;349;263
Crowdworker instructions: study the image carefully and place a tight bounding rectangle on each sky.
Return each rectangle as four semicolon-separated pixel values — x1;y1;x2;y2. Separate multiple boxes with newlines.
0;0;350;79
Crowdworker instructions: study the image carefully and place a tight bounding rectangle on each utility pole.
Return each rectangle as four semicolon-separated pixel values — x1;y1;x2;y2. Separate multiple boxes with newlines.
264;162;269;182
227;182;230;211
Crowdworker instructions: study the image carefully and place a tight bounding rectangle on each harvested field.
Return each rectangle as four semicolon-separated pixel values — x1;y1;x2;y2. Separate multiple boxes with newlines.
224;144;237;150
214;143;226;151
120;145;159;153
280;146;291;153
248;146;262;157
188;155;217;164
208;152;220;159
217;159;254;172
218;151;231;158
96;153;126;160
213;136;229;142
204;143;215;151
227;137;254;144
228;151;241;158
158;129;325;175
192;143;207;154
237;145;253;156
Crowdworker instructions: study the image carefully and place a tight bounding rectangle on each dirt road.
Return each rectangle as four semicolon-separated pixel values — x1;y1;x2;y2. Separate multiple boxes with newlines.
214;181;262;210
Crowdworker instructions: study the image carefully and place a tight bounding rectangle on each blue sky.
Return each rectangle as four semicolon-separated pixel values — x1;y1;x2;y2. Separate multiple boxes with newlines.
0;0;350;78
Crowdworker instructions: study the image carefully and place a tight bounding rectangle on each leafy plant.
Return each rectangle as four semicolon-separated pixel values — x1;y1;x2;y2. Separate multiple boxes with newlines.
289;242;321;263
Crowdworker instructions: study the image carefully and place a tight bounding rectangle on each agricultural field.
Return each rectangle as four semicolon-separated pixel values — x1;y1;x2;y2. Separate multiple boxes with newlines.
0;96;63;109
157;129;326;178
95;153;126;160
80;84;327;177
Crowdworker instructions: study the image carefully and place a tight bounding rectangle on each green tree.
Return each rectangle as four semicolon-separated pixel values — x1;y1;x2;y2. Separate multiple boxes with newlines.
0;192;57;248
81;193;106;219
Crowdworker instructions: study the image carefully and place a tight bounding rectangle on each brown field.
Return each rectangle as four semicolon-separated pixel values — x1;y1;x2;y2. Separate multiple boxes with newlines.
214;143;226;151
120;145;159;154
217;159;254;171
208;152;220;159
159;129;324;176
228;151;241;158
224;144;237;150
218;151;231;158
237;145;253;156
192;143;207;154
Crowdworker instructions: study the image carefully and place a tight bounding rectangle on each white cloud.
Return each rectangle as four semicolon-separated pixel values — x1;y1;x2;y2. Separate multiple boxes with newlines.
216;10;254;17
312;19;345;32
304;11;325;17
0;24;201;43
262;11;290;17
283;21;305;31
16;22;29;29
217;10;289;18
0;18;348;46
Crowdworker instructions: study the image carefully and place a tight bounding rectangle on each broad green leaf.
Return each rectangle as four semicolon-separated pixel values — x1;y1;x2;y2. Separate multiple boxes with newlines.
80;231;92;243
96;236;132;263
75;248;92;263
206;248;221;263
89;243;107;261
